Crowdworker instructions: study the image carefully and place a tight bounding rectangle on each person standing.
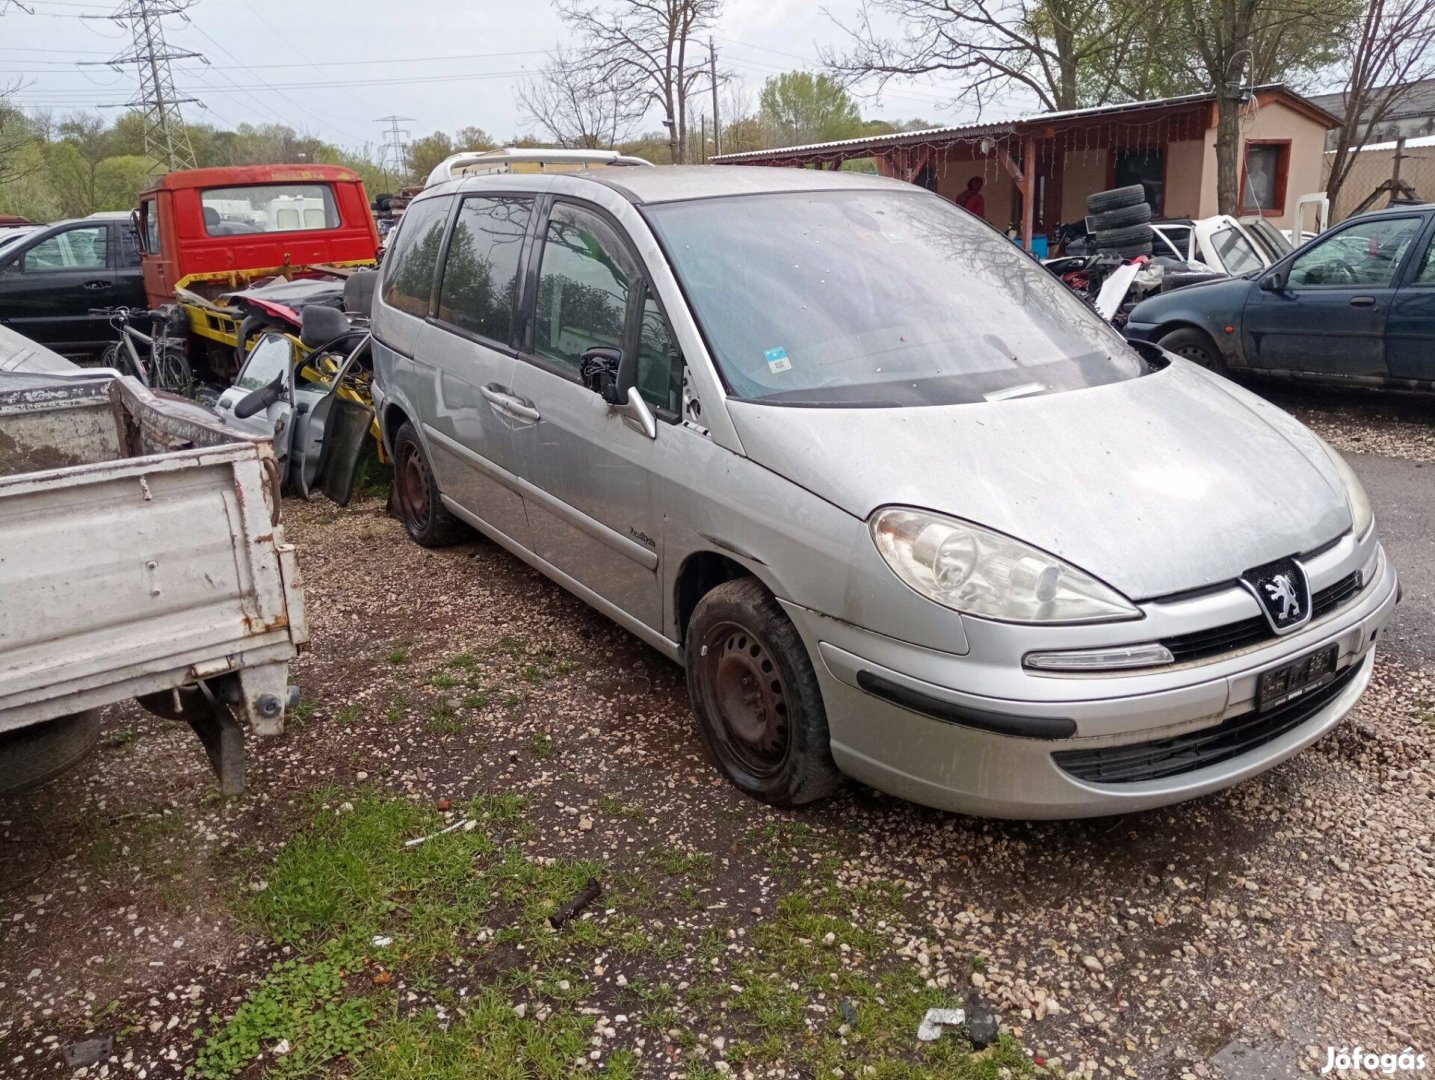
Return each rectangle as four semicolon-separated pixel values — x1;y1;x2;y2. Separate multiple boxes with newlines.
955;176;986;219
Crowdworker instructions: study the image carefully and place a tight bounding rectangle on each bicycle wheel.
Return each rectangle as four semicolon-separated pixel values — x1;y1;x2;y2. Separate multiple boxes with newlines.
152;347;193;394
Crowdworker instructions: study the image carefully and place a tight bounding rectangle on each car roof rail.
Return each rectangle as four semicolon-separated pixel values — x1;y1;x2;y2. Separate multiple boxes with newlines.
424;147;654;189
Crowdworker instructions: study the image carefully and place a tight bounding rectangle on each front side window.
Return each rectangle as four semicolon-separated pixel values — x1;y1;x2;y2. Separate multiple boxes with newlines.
1209;227;1265;276
22;226;107;273
200;184;339;236
380;195;452;317
142;200;160;254
236;334;294;391
1288;216;1423;288
436;196;532;344
533;206;631;373
645;190;1142;407
636;289;681;412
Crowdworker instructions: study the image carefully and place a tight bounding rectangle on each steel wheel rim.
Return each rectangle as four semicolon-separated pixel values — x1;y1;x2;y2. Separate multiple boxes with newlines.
399;443;431;527
699;621;791;778
1175;344;1213;367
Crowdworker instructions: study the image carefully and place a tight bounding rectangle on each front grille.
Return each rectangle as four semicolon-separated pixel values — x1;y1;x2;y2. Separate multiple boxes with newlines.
1160;571;1363;663
1053;661;1362;784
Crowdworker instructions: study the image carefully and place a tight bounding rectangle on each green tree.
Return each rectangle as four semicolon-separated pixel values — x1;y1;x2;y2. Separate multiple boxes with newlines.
759;71;864;146
407;132;454;186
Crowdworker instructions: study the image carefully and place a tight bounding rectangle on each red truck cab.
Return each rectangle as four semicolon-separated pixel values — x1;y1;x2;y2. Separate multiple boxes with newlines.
137;164;379;308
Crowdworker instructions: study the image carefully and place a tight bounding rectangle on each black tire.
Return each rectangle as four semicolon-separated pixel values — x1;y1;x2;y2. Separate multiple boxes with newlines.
0;711;102;796
1086;185;1147;215
1158;327;1228;375
392;421;468;547
1095;222;1154;249
1109;241;1154;260
685;578;841;808
1090;203;1152;230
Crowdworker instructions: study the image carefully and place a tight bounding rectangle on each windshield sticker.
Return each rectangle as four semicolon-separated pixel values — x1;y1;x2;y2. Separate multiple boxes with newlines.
764;346;792;374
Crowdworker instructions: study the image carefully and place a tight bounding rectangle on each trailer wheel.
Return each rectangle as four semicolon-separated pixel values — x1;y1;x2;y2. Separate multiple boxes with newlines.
0;711;102;797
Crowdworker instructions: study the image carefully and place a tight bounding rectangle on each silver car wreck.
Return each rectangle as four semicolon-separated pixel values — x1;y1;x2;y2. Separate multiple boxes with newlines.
368;165;1397;819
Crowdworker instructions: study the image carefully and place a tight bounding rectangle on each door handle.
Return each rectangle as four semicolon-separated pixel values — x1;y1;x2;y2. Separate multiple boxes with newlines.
480;384;541;423
83;280;113;290
1350;296;1376;307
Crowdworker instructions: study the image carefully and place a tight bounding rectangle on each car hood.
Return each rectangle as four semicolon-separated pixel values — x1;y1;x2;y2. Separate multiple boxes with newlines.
1129;275;1253;321
725;361;1351;600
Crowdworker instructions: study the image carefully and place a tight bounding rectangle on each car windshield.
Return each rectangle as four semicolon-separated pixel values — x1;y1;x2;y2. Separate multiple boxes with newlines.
644;189;1143;407
1210;227;1265;275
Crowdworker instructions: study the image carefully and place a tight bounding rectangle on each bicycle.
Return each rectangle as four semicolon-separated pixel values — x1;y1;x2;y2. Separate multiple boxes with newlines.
93;307;193;394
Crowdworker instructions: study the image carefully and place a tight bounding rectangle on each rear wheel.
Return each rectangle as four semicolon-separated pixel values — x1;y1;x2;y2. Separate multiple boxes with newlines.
1158;327;1228;375
392;422;468;547
685;578;841;807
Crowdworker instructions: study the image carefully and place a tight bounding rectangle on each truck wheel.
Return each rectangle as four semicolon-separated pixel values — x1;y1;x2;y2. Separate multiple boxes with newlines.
1158;327;1228;376
0;711;102;797
1086;185;1147;215
685;578;841;808
392;422;468;547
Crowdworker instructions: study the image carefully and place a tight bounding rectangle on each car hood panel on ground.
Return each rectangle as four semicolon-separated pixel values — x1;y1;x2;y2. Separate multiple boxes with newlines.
726;361;1351;600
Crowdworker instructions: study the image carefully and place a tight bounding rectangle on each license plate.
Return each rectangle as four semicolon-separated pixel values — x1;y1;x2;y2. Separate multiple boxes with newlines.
1257;645;1339;711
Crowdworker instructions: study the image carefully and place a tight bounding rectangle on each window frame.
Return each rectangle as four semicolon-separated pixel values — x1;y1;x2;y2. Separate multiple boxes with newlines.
18;223;112;275
1283;214;1426;290
1239;140;1291;218
429;192;540;355
515;196;683;424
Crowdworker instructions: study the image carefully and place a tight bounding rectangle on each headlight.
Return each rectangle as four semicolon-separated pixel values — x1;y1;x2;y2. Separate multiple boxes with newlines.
1317;438;1374;539
871;508;1140;623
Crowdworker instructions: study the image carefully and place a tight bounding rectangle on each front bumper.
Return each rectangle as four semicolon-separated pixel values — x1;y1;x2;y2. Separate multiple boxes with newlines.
784;545;1398;819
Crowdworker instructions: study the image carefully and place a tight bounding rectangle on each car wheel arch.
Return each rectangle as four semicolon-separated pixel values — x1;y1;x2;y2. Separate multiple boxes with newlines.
674;550;768;647
1156;320;1231;359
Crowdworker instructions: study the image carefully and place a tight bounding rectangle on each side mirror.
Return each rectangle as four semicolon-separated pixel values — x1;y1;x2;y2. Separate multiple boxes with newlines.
579;346;624;406
233;372;286;419
1260;270;1286;293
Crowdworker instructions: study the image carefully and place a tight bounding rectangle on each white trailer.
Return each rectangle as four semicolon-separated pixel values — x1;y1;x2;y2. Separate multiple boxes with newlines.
0;358;308;795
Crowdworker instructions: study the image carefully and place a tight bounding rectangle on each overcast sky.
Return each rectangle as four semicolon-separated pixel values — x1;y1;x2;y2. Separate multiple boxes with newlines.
0;0;987;155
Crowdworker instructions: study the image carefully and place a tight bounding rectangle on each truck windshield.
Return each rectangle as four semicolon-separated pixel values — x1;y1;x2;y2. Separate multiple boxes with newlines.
201;184;339;236
645;189;1143;406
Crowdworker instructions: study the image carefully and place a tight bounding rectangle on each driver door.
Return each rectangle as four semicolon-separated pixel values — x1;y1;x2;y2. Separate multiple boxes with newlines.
1243;215;1424;377
290;335;374;506
214;334;298;471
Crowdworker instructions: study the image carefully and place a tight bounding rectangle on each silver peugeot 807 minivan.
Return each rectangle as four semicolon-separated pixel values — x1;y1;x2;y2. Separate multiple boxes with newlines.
369;165;1398;819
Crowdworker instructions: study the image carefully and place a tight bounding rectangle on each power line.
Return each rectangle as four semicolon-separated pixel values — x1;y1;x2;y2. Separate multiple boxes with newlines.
78;0;202;172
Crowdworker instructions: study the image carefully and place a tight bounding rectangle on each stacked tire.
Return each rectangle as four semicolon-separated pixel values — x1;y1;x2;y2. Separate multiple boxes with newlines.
1087;185;1153;259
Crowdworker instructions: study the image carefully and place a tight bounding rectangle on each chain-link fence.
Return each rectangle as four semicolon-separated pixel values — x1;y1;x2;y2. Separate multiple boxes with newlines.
1327;140;1435;223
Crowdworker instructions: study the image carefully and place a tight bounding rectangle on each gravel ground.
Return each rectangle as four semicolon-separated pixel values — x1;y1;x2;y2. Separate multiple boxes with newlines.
1;397;1433;1079
1267;385;1435;464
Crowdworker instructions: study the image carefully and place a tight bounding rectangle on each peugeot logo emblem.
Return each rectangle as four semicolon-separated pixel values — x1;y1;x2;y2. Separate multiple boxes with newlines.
1241;557;1312;635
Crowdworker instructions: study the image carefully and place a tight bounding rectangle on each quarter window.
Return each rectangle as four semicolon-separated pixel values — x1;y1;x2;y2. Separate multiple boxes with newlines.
534;206;631;373
1288;216;1422;288
380;195;452;317
22;226;107;272
436;196;532;344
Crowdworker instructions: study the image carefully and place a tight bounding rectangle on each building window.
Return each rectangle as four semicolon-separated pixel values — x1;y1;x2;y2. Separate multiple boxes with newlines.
1241;142;1290;216
1114;150;1165;214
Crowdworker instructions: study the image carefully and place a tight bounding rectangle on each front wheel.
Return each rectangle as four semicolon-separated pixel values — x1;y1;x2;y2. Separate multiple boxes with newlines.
392;421;468;547
685;578;841;807
1158;327;1228;376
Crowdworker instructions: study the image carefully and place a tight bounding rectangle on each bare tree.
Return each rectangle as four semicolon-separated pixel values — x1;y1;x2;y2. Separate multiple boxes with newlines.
823;0;1157;115
517;48;647;149
1324;0;1435;207
0;81;39;190
554;0;722;163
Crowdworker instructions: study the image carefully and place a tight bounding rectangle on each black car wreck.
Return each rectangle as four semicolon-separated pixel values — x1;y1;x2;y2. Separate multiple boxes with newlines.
1125;204;1435;391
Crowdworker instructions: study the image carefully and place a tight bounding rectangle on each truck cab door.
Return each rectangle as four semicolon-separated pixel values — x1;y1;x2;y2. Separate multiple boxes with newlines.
214;333;298;471
291;334;373;506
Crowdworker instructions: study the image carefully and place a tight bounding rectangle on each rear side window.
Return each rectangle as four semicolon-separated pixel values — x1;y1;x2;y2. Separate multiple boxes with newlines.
436;196;532;345
381;196;452;317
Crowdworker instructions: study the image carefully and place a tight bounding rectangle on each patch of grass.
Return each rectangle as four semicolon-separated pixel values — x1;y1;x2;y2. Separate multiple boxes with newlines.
286;699;319;729
194;945;373;1080
527;731;553;758
429;672;460;690
385;641;414;665
425;701;463;736
462;689;492;710
335;705;362;726
598;794;645;820
384;692;410;724
650;848;714;879
445;651;479;671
